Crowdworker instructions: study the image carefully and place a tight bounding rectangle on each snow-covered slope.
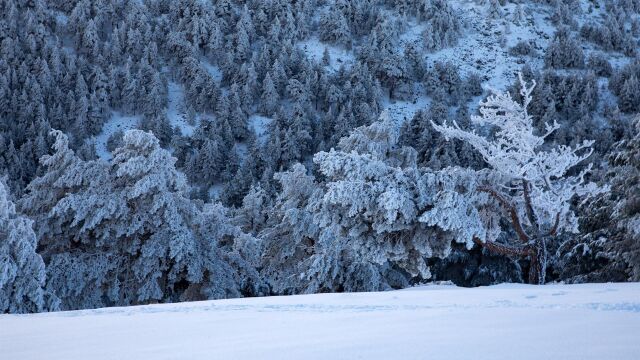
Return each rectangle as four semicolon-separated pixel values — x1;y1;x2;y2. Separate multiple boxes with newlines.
2;283;639;360
94;112;140;160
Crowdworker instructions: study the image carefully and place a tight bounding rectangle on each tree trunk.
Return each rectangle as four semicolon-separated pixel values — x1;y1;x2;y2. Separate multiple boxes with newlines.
528;237;548;285
474;236;549;285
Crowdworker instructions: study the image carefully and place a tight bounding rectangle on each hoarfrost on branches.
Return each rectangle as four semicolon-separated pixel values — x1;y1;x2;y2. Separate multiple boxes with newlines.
0;181;56;313
430;74;608;283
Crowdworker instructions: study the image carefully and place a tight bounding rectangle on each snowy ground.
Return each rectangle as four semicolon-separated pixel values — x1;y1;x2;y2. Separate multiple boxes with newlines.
94;111;139;160
2;283;639;360
383;82;432;125
421;2;551;92
298;37;356;73
200;59;223;84
166;81;197;137
380;1;556;124
249;114;273;142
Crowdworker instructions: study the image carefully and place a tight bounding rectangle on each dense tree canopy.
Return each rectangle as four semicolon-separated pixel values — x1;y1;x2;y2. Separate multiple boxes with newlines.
1;0;638;312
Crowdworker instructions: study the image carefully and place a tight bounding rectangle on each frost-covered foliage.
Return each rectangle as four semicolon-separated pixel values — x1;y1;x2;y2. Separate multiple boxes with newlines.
400;101;484;170
2;0;640;311
545;28;585;69
419;0;464;51
580;14;636;56
431;75;607;283
0;181;56;313
598;117;640;280
319;5;352;46
260;115;458;293
518;70;601;149
609;60;640;113
389;0;464;51
20;130;262;310
258;163;322;294
558;117;640;282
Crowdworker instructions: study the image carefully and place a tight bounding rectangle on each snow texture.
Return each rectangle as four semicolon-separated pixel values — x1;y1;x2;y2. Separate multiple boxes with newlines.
298;37;355;72
200;60;223;84
166;81;197;137
94;112;139;160
382;83;431;125
249;114;273;142
1;283;639;360
422;2;548;92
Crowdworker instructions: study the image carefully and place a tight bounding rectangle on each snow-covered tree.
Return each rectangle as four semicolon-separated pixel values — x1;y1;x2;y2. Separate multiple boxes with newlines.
21;130;261;309
420;0;463;51
319;7;351;46
322;47;331;66
262;115;459;293
377;51;408;99
545;28;585;69
258;163;321;294
560;117;640;282
610;60;640;113
513;4;526;25
261;72;279;116
488;0;503;19
79;19;100;59
619;75;640;114
0;0;638;305
430;75;607;284
0;180;56;313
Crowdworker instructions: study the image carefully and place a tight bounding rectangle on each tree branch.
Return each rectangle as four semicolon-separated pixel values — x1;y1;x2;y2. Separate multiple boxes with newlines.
547;212;560;237
477;185;530;243
522;179;538;231
473;236;529;257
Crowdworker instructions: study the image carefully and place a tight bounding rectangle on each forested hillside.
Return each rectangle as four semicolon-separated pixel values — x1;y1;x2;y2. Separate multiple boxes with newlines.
1;0;639;312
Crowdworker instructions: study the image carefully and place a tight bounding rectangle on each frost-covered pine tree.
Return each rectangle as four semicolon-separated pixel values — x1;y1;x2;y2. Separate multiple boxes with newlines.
80;19;100;59
430;75;607;284
21;130;260;309
544;28;585;69
420;0;463;51
258;163;321;294
322;47;331;66
619;75;640;114
261;72;278;116
488;0;503;19
561;116;640;282
262;114;459;293
378;50;408;99
1;180;56;313
513;4;526;25
319;7;351;46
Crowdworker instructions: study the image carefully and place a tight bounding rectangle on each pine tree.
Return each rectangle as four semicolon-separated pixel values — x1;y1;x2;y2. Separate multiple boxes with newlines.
513;4;526;25
261;72;278;116
235;24;251;63
545;28;585;69
419;0;463;51
322;47;331;66
619;75;640;113
488;0;503;19
0;180;56;313
235;184;269;235
80;19;100;59
319;7;351;46
229;83;249;140
262;115;458;293
378;51;408;99
21;130;260;309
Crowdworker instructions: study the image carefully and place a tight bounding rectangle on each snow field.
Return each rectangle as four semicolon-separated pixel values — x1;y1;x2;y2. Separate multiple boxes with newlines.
2;283;639;360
